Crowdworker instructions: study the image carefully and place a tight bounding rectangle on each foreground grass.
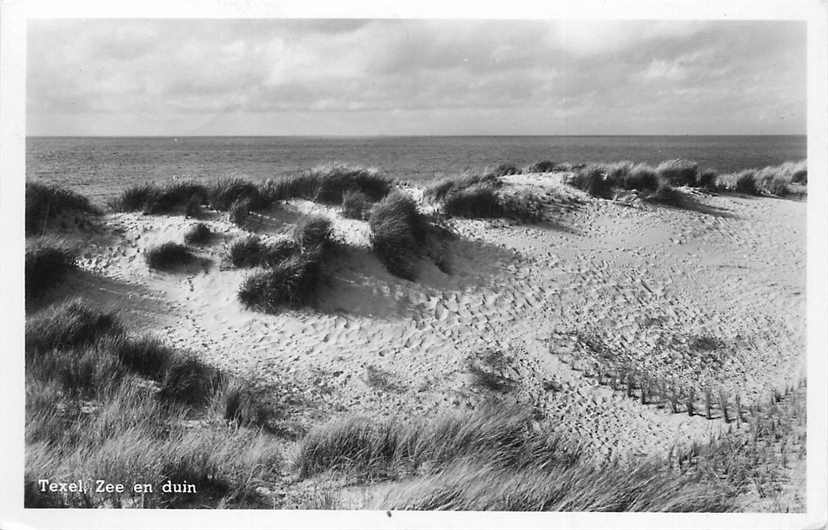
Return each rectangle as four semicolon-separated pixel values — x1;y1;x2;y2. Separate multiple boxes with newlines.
26;182;101;236
295;388;805;511
25;237;77;304
25;299;281;508
295;406;581;481
294;405;733;511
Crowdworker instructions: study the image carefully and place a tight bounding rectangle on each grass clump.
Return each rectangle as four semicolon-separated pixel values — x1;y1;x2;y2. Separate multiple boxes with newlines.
229;236;267;268
716;170;759;195
442;184;502;218
26;298;122;354
145;242;197;271
25;237;77;301
565;160;701;199
697;169;719;190
114;183;157;211
565;164;615;199
229;236;299;268
525;160;558;173
295;405;580;480
220;379;277;429
293;215;333;252
108;335;176;380
486;163;521;177
26;182;100;235
229;198;251;226
114;181;208;215
237;253;322;312
368;191;427;280
233;214;335;313
644;181;684;206
264;164;393;204
183;223;212;245
624;163;660;191
159;355;223;406
209;178;268;211
341;190;371;220
656;159;699;187
429;173;547;222
424;173;502;203
710;160;806;197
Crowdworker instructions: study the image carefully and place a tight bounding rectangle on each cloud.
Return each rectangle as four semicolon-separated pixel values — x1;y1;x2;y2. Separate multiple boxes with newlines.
26;19;806;135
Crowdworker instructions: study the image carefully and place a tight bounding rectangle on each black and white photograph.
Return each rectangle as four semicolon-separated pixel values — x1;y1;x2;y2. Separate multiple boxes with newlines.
1;1;826;528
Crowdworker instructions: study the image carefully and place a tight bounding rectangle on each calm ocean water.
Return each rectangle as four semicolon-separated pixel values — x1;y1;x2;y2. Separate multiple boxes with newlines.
27;135;806;203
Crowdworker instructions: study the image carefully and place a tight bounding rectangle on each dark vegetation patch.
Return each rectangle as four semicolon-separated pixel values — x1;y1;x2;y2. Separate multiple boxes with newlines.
113;181;209;215
427;173;547;222
644;181;685;207
368;191;428;280
486;163;521;177
26;182;100;235
424;173;502;203
144;242;198;271
565;165;616;199
229;198;252;227
264;164;393;204
183;223;212;245
159;355;223;406
210;178;269;212
221;379;279;430
237;253;323;312
656;159;699;187
229;235;299;268
340;190;371;220
467;349;518;393
295;405;582;480
185;196;203;218
25;299;282;508
235;214;334;313
442;184;502;218
697;169;719;190
26;298;122;353
25;237;77;302
525;160;558;173
293;215;333;252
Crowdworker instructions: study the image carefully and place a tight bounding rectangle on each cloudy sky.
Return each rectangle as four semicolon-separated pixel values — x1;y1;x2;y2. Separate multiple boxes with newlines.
27;19;806;136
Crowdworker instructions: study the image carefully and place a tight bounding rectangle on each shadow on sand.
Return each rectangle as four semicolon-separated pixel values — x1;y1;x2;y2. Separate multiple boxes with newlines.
313;234;521;320
26;269;171;329
647;190;740;219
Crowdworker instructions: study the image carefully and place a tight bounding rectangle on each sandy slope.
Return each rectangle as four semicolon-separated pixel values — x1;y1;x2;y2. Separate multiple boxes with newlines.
45;172;806;459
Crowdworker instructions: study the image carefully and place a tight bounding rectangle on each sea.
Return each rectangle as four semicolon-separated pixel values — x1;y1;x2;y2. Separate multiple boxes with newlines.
26;135;806;204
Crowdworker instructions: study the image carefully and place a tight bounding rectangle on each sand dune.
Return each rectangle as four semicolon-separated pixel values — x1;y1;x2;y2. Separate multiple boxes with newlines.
50;172;805;461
